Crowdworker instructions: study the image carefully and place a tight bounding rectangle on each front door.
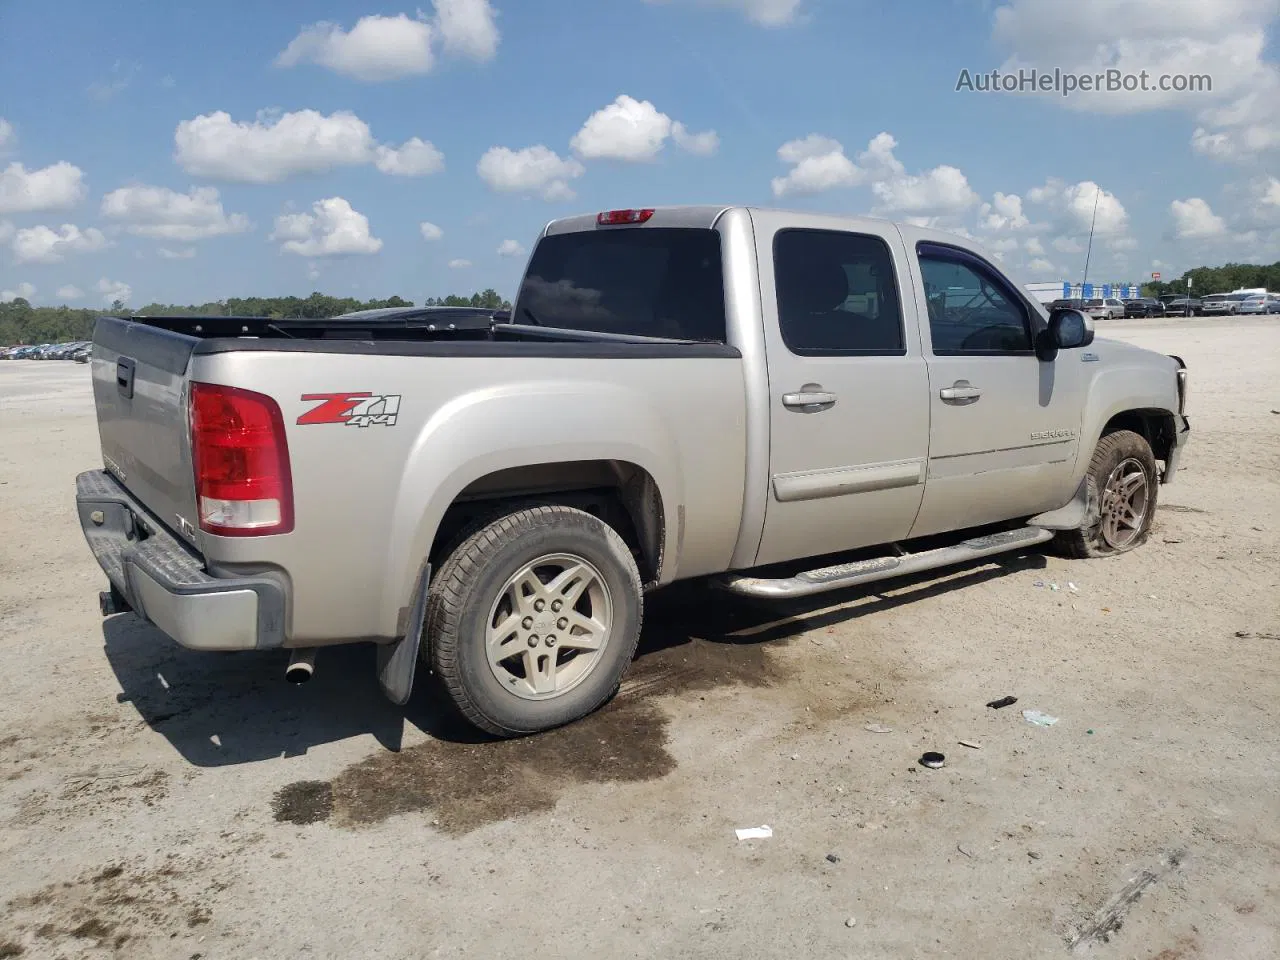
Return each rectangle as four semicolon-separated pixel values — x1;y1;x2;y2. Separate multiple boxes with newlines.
752;213;931;567
904;238;1084;538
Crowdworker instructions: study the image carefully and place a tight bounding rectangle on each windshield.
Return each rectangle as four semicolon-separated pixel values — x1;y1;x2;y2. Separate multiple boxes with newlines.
513;228;727;341
1086;299;1103;306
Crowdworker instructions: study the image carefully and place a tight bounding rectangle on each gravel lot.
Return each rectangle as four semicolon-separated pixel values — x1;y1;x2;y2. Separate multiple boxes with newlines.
1;317;1277;960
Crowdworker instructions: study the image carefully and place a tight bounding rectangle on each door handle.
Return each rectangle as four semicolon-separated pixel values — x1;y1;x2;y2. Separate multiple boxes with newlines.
116;357;135;399
939;380;981;404
782;387;837;411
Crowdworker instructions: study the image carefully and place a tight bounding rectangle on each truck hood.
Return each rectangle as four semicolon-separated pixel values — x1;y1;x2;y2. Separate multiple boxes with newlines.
1089;335;1179;373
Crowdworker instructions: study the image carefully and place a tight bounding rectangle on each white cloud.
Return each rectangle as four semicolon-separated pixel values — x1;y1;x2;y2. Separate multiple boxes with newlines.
978;192;1031;231
0;281;35;303
0;118;13;154
374;137;445;176
1027;257;1057;274
671;121;720;156
275;13;435;81
477;145;584;200
158;247;196;259
448;258;472;268
1260;177;1280;208
770;135;861;197
174;109;440;183
989;237;1020;253
1170;197;1228;239
770;131;978;218
56;284;83;300
1052;236;1084;254
871;164;979;217
12;224;108;264
98;278;131;305
274;2;498;81
989;0;1280;161
1027;178;1130;237
0;161;87;214
100;184;251;240
497;238;525;257
419;221;444;240
570;95;718;162
434;0;500;60
642;0;803;27
270;197;382;257
1025;236;1046;255
0;220;11;244
175;110;374;182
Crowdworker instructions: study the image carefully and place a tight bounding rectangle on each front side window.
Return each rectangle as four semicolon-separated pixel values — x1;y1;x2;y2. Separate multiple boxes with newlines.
773;228;905;355
918;245;1033;355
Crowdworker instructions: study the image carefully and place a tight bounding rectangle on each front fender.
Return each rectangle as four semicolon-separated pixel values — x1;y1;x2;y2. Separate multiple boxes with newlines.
1074;341;1180;478
378;379;685;635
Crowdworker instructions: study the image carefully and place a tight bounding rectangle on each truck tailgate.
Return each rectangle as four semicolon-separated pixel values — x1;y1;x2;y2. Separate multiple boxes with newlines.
92;317;201;546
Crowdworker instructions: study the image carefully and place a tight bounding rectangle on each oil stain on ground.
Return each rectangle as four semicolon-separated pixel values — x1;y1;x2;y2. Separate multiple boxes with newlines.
273;583;795;836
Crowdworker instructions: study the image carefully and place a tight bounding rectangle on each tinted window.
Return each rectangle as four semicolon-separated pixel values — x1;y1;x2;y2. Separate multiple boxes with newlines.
918;246;1033;354
773;229;904;355
512;228;726;341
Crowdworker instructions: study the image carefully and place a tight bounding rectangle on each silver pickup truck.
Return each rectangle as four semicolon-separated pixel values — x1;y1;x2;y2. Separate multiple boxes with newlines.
75;205;1190;737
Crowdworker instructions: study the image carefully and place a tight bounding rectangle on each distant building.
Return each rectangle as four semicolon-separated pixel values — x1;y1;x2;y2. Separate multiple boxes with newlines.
1023;281;1141;305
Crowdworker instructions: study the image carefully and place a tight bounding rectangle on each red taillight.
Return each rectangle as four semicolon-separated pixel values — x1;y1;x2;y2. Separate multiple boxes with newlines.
189;382;294;537
597;208;654;225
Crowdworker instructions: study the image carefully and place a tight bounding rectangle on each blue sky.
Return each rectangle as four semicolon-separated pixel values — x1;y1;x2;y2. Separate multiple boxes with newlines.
2;0;1279;308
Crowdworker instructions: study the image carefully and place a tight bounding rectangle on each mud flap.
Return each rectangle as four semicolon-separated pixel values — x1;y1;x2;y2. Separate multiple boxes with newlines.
376;562;430;706
1029;477;1099;531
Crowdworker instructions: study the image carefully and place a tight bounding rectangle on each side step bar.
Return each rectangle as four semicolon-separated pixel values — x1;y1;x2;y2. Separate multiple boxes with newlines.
713;526;1055;600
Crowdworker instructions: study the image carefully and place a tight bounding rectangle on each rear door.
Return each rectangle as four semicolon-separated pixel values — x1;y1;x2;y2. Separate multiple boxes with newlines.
92;317;202;546
751;212;930;567
902;236;1084;537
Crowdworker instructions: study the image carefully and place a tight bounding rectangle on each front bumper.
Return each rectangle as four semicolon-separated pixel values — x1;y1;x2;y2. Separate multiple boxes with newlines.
76;470;287;651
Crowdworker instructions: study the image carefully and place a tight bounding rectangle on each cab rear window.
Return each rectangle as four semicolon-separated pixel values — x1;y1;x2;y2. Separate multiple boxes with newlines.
513;228;727;341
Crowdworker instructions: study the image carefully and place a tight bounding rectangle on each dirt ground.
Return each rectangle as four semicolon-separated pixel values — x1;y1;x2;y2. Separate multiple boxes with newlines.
1;316;1277;960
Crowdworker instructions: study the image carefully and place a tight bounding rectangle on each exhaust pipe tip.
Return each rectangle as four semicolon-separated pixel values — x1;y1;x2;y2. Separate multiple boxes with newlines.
286;648;317;685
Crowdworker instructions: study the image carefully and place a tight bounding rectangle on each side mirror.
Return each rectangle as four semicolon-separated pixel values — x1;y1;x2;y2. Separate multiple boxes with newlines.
1037;308;1094;361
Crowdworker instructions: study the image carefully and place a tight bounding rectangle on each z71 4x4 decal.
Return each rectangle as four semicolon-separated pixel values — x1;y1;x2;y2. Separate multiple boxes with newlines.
297;392;401;427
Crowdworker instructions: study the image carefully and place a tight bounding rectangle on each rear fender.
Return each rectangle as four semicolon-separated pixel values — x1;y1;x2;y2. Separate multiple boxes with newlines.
378;380;683;636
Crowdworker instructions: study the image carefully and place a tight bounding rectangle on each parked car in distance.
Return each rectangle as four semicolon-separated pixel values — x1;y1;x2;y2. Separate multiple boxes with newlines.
1163;297;1202;316
1238;293;1271;315
1123;297;1165;318
1200;294;1247;316
1082;298;1109;321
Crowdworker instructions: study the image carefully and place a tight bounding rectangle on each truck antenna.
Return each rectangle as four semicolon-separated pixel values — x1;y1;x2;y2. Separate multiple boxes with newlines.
1081;185;1101;290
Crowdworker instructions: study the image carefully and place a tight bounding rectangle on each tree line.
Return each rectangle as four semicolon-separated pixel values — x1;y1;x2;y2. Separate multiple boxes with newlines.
1141;261;1280;298
0;289;512;346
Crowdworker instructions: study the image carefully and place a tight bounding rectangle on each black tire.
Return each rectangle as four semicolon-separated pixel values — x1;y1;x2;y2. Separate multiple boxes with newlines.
424;505;643;737
1055;429;1159;559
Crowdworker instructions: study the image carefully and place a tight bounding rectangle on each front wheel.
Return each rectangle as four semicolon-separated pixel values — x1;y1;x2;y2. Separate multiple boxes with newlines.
424;505;643;737
1055;429;1159;559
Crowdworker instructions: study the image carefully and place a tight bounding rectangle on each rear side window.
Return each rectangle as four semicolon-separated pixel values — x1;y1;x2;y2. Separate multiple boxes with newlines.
773;228;905;355
512;228;726;341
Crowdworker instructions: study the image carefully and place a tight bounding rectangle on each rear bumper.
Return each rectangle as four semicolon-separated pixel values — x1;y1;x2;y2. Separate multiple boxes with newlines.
76;470;287;651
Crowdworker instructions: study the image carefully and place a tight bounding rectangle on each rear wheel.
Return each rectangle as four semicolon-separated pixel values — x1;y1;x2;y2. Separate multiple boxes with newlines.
424;505;643;737
1055;429;1159;559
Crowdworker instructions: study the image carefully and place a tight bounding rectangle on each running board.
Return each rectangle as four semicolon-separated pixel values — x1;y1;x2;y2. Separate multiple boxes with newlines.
713;526;1055;600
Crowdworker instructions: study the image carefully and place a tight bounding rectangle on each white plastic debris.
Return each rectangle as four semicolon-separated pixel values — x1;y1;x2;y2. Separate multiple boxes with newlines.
1068;582;1079;593
735;825;773;841
864;723;893;734
1022;710;1059;727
